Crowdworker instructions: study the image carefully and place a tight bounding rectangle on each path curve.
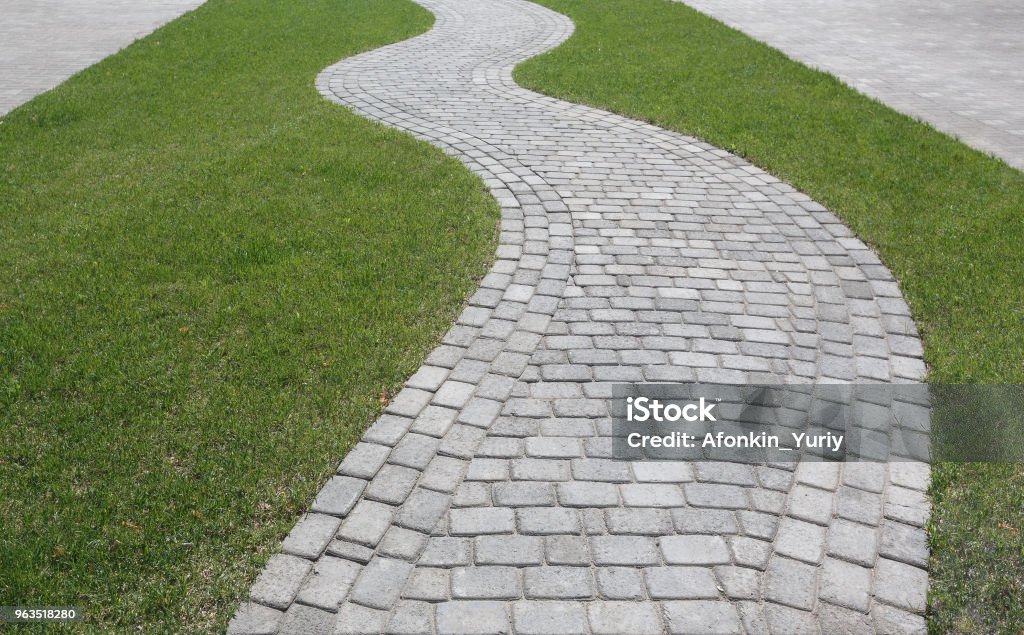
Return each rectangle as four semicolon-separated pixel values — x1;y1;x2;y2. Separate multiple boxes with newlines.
229;1;930;633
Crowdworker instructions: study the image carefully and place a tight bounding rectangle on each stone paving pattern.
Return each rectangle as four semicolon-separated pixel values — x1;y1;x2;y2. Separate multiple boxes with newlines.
229;0;931;632
680;0;1024;171
0;0;205;115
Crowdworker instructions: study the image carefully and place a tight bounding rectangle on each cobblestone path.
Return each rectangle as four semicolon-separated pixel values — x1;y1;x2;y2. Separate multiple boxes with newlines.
229;0;930;632
0;0;204;115
679;0;1024;171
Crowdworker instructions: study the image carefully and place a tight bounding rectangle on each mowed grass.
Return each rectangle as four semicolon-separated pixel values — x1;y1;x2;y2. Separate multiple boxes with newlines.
515;0;1024;631
0;0;497;631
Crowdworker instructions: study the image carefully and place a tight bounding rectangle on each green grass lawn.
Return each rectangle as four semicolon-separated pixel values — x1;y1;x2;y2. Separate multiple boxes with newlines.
515;0;1024;631
0;0;497;631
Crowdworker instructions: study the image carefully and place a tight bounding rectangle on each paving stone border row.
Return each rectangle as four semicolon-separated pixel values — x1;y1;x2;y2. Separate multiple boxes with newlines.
229;0;930;633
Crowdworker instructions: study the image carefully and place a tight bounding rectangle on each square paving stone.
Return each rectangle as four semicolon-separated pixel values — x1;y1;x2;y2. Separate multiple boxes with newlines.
250;554;311;609
764;556;817;611
281;513;341;559
826;518;877;567
311;476;366;517
820;557;872;612
338;500;395;547
774;516;826;564
364;464;420;505
347;557;413;610
296;556;361;610
873;558;927;612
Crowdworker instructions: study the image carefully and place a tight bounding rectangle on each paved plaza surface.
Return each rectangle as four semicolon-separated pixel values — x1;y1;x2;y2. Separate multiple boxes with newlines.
0;0;204;115
230;0;931;633
680;0;1024;171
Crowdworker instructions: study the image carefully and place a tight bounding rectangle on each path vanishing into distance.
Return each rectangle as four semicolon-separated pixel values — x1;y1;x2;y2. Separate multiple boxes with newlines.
0;0;204;115
680;0;1024;172
230;0;931;633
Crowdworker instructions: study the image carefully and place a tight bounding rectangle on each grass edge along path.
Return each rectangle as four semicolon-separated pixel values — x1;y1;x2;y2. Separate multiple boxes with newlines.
0;0;498;631
514;0;1024;632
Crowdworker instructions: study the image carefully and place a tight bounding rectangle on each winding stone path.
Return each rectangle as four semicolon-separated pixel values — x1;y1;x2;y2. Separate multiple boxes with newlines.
229;0;930;632
0;0;204;115
679;0;1024;172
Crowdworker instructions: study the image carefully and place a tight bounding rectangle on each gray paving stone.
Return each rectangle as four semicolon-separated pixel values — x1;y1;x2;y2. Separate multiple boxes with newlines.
420;537;472;567
364;464;420;505
387;600;435;635
250;554;311;610
311;476;367;517
591;536;660;566
879;520;928;568
762;603;818;635
493;481;556;506
714;565;760;600
764;556;817;611
545;535;590;565
820;556;871;612
281;513;341;559
588;601;665;635
335;602;390;635
227;602;283;635
728;536;772;570
278;604;334;635
436;601;511;635
338;500;395;548
512;601;588;635
337;442;390;479
672;509;738;534
452;566;520;599
325;539;374;564
872;604;927;634
827;518;878;567
347;557;414;610
378;526;429;561
663;601;743;634
774;516;827;564
660;535;731;565
403;568;450;601
596;567;646;600
296;556;361;610
517;507;581;535
523;566;593;599
450;507;515;535
605;508;673;535
396;487;450;533
476;535;544;565
644;566;719;599
873;558;928;612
